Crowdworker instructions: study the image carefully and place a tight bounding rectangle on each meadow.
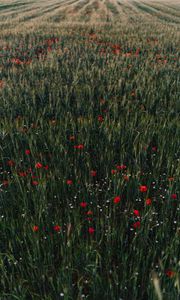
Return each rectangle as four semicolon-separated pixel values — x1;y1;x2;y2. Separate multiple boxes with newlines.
0;0;179;299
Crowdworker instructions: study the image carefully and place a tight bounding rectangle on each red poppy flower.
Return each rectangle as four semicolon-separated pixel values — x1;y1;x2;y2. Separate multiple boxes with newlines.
35;162;43;169
165;269;175;278
133;209;140;217
18;172;27;177
123;175;129;181
146;198;152;206
90;170;97;177
66;180;73;185
168;177;174;181
88;227;95;234
133;221;141;229
152;146;157;152
112;44;121;55
113;196;121;204
112;44;121;50
171;194;177;199
80;202;87;208
44;165;49;170
139;185;148;192
135;48;140;56
11;58;22;65
7;160;15;167
111;169;117;175
33;225;39;232
116;165;127;170
74;144;84;149
112;49;121;55
25;149;31;155
98;115;104;122
86;217;93;221
87;210;93;215
32;181;39;186
25;60;32;65
53;225;61;232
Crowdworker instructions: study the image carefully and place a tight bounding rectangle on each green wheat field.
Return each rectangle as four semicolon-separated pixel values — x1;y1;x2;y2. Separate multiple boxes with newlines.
0;0;179;299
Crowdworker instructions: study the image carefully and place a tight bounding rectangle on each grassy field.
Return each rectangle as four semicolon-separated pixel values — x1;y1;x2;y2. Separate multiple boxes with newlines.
0;0;179;299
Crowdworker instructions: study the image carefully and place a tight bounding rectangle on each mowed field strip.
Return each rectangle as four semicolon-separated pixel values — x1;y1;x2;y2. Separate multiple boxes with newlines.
0;0;180;30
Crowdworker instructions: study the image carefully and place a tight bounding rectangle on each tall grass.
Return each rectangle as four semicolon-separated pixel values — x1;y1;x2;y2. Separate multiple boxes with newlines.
0;1;179;299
